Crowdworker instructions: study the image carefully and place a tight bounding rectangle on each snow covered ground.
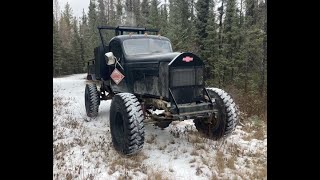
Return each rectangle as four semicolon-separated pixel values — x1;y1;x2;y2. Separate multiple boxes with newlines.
53;74;267;180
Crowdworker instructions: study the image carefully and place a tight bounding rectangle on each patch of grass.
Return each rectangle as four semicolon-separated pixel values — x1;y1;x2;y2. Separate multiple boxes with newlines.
53;95;69;115
188;133;203;144
140;164;148;174
53;142;68;156
146;134;156;144
253;129;265;140
108;152;148;175
227;156;236;170
210;173;218;180
108;157;125;174
196;166;203;176
254;167;267;179
85;174;95;180
242;134;252;141
63;117;81;129
229;143;241;157
117;175;132;180
200;155;209;166
170;139;175;144
158;144;167;151
195;143;206;151
65;173;73;180
182;148;188;153
189;158;196;163
242;119;265;141
216;150;225;173
170;130;180;138
147;169;168;180
229;87;266;118
190;149;199;156
232;175;239;180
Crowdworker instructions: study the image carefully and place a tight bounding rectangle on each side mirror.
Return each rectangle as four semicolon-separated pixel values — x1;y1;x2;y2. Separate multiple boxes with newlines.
105;52;115;65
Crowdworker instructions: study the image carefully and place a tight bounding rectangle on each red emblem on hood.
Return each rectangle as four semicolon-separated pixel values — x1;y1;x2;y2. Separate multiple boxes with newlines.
182;56;193;62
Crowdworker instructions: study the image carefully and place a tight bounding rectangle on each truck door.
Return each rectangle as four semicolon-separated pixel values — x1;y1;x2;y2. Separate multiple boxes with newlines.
109;40;127;92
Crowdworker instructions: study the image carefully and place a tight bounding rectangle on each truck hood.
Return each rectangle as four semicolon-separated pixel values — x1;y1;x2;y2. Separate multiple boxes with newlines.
125;52;181;63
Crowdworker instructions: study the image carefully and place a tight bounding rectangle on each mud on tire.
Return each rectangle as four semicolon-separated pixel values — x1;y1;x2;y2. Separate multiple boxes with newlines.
110;93;145;155
85;84;100;117
194;88;239;139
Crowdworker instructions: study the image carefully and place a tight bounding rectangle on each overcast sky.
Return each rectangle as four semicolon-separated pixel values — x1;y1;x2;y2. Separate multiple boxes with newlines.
58;0;90;18
58;0;169;18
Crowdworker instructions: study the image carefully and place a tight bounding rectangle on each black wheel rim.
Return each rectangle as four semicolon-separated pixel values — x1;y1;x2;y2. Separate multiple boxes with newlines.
202;91;227;138
209;110;222;133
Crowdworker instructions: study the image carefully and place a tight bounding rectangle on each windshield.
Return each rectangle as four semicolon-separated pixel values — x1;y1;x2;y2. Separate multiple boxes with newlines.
123;38;172;55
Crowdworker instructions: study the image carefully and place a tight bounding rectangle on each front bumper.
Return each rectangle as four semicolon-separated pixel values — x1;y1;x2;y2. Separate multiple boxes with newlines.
170;102;217;120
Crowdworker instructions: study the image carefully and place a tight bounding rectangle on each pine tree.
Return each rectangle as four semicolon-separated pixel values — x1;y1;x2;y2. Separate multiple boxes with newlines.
133;0;142;26
195;0;210;58
59;3;73;49
71;18;82;74
125;0;134;25
187;0;199;54
177;0;192;51
97;0;111;44
59;3;73;74
167;0;194;52
108;0;116;26
80;10;88;61
116;0;123;25
149;0;160;29
141;0;149;26
88;0;99;55
166;0;180;50
260;0;267;97
224;0;239;83
203;0;219;84
97;0;107;26
53;15;62;76
159;0;168;34
241;0;264;93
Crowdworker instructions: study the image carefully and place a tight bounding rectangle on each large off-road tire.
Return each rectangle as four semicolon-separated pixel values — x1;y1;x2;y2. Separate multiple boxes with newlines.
110;93;145;155
194;88;239;140
85;84;100;117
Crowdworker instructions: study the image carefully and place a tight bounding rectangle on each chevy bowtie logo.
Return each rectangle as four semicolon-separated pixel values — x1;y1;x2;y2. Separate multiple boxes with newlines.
182;56;193;62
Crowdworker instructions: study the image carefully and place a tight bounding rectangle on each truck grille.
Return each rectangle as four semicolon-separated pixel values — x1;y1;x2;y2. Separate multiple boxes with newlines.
169;67;204;104
170;67;203;87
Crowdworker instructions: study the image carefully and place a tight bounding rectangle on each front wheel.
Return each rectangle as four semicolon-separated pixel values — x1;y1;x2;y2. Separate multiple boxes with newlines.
110;93;145;155
194;88;239;140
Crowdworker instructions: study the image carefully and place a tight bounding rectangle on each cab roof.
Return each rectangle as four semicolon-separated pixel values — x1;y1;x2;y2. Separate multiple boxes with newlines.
110;35;171;43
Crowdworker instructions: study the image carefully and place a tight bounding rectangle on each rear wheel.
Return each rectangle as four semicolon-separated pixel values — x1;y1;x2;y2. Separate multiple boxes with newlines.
194;88;239;139
84;84;100;117
110;93;145;155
